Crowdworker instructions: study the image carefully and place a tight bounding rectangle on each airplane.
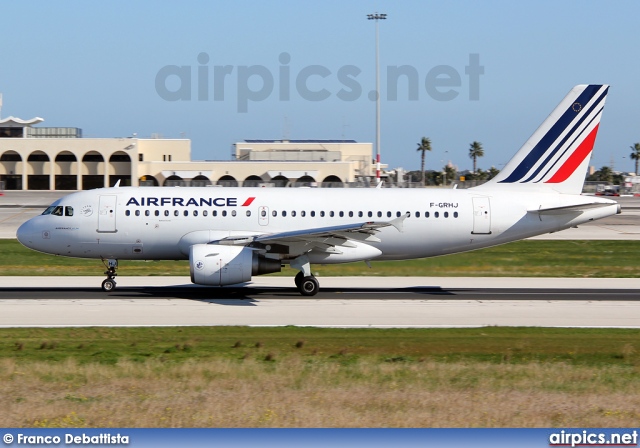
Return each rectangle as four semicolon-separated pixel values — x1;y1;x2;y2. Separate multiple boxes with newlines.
16;84;619;296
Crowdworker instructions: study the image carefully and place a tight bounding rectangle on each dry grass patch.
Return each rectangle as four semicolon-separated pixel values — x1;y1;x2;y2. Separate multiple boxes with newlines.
1;357;640;427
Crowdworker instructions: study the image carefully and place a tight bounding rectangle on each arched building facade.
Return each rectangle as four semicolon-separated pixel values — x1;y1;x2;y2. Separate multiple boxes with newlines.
0;118;377;190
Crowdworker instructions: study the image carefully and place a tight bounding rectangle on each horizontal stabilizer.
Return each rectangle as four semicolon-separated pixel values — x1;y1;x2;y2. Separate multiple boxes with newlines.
528;202;618;215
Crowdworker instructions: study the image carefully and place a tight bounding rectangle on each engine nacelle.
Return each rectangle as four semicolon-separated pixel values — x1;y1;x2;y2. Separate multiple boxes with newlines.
189;244;281;286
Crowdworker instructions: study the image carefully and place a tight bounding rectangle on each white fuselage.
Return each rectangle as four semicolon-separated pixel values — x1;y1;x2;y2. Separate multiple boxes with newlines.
16;186;619;263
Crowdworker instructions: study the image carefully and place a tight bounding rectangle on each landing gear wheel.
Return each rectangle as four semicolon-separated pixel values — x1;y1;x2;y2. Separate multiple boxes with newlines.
294;272;304;288
101;258;118;292
101;278;116;292
298;276;319;296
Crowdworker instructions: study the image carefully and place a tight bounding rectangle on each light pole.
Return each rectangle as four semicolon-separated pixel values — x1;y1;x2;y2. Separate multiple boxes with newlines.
367;12;386;183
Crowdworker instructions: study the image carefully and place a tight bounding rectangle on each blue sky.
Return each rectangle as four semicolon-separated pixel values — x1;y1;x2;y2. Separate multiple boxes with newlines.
2;1;640;172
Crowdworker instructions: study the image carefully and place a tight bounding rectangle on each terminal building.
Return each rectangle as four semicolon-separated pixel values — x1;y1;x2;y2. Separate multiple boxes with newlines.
0;116;379;190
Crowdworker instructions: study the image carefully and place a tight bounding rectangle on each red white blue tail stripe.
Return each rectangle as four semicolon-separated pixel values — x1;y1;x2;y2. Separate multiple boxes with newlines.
492;85;608;192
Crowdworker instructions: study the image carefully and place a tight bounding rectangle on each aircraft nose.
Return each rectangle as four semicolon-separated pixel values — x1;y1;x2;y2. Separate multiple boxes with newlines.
16;219;42;249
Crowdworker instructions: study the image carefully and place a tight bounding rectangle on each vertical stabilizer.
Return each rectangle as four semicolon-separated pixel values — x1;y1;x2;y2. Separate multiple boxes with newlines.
481;84;609;194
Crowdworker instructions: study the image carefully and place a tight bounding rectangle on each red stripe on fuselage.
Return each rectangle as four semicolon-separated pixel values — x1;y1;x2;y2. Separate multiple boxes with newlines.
242;197;256;206
545;124;599;184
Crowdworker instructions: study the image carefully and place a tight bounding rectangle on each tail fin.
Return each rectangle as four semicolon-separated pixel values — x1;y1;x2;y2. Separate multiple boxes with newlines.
482;84;609;194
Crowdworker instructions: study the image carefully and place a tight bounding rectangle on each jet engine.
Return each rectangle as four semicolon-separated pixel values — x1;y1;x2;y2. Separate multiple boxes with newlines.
189;244;281;286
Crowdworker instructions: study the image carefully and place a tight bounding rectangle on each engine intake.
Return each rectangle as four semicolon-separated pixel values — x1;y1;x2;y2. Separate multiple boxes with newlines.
189;244;280;286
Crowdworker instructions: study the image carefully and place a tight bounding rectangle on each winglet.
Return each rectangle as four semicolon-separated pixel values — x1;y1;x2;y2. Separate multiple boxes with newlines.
391;213;408;232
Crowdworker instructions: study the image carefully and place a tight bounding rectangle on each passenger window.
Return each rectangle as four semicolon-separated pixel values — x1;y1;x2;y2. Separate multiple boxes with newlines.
444;212;449;218
135;210;140;216
213;210;217;217
193;210;198;217
377;211;382;218
291;211;296;217
416;212;420;218
320;211;325;217
272;210;277;217
164;210;169;216
222;210;227;217
282;211;287;217
368;211;373;218
454;212;459;218
203;210;208;217
65;206;74;216
183;210;188;217
174;210;179;216
425;212;430;218
387;211;392;218
330;211;335;217
125;210;131;216
261;210;266;217
145;210;150;217
435;212;440;218
310;211;315;217
301;211;306;217
339;211;344;217
155;210;160;217
231;210;236;217
246;210;251;217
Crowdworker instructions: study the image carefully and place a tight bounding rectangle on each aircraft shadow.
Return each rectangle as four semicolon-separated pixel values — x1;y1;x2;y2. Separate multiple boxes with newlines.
3;286;632;304
0;285;457;306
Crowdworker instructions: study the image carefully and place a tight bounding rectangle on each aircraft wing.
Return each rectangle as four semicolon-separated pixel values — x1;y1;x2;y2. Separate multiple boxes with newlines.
528;202;618;216
211;214;407;252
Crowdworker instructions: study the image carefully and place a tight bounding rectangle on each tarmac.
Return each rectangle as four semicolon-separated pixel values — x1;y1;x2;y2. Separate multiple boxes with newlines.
2;276;640;328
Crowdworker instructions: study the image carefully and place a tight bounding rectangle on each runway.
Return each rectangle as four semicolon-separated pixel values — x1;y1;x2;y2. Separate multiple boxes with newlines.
2;276;640;328
3;194;640;328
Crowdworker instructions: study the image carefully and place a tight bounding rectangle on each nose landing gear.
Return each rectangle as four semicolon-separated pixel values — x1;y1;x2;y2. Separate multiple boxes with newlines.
101;258;118;292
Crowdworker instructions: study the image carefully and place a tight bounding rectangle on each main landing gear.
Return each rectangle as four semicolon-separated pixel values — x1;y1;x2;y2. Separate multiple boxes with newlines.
294;272;319;296
101;258;118;292
291;254;319;296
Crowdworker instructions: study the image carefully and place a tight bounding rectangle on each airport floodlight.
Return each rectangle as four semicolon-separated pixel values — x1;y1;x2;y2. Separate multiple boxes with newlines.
367;12;386;182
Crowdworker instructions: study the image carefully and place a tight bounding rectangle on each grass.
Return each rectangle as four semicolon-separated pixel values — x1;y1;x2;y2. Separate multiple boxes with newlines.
2;239;640;277
2;326;640;366
1;327;640;427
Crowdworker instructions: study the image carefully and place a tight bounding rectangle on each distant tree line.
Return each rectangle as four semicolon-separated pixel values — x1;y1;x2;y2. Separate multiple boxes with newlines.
409;137;499;185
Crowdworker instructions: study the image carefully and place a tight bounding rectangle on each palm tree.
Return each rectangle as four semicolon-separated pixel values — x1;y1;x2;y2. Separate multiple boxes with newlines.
597;166;613;183
416;137;432;186
630;143;640;175
487;166;500;180
443;164;457;186
468;141;484;174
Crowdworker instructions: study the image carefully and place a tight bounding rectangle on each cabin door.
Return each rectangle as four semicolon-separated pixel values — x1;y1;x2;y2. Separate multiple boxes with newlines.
97;195;117;233
472;197;491;234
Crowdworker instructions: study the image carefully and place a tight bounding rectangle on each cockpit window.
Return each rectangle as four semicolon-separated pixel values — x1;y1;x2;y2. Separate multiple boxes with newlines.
51;206;64;216
42;206;56;215
65;206;74;217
